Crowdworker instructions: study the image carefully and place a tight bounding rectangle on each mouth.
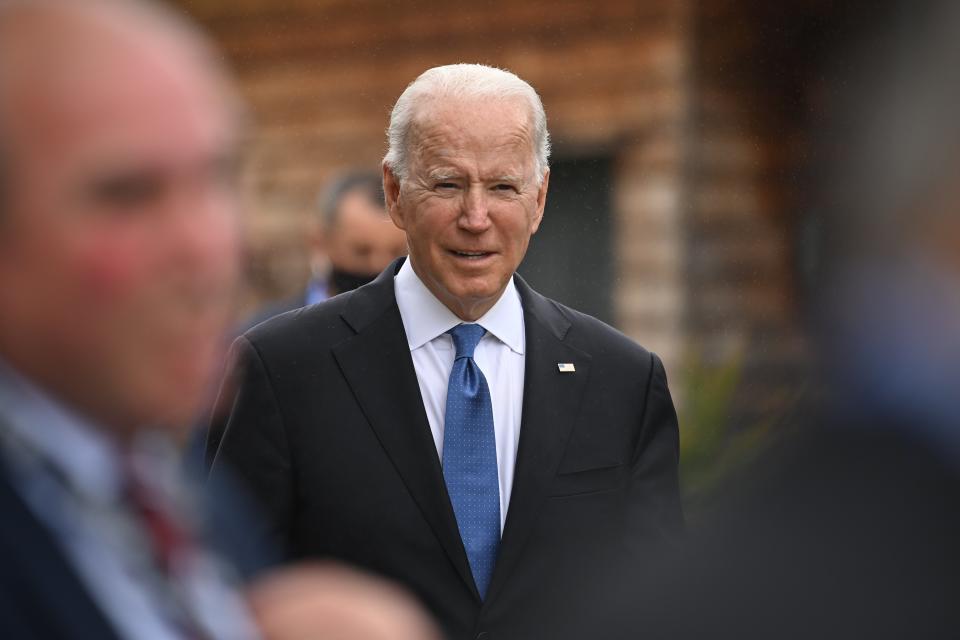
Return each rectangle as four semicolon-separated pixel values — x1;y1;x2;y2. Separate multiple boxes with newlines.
448;249;495;261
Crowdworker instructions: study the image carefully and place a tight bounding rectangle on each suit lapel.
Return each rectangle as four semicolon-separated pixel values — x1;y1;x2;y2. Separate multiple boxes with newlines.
331;259;478;599
0;457;121;639
485;276;592;603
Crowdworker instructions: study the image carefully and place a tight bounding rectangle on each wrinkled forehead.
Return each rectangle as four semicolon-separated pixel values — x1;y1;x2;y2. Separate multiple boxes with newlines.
408;96;537;168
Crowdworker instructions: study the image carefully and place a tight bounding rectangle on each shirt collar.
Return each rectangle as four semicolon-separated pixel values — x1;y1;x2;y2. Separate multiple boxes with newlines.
0;358;124;503
305;277;329;306
394;258;525;355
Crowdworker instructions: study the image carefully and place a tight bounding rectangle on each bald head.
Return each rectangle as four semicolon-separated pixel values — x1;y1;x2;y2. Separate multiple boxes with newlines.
0;0;245;434
0;0;240;223
0;0;226;83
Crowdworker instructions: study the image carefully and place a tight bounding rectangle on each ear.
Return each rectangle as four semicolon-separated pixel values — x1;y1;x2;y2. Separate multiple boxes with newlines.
530;169;549;234
308;216;327;249
383;163;406;230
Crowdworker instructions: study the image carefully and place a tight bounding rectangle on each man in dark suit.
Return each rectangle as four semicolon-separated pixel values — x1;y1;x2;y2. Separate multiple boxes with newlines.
210;63;683;639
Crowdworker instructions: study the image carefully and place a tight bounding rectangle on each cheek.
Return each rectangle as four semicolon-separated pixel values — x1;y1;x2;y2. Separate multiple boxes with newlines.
70;224;157;300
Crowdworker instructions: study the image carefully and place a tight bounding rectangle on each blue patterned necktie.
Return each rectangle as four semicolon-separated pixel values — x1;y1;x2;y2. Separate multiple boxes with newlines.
443;323;500;599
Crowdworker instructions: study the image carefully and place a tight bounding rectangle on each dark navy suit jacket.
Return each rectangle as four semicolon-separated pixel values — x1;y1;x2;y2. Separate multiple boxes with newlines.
209;258;683;639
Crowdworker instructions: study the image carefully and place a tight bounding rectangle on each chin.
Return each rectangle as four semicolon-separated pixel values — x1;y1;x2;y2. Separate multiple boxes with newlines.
465;274;510;297
152;387;208;431
160;357;217;402
445;276;490;297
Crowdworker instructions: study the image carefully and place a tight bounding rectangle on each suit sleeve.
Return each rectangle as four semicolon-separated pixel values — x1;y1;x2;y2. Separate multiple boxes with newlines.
627;352;683;547
207;336;295;557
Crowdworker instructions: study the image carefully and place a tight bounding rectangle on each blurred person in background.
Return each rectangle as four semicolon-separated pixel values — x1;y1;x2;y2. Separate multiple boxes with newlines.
598;2;960;638
242;170;407;329
203;171;406;469
0;1;437;638
209;63;682;639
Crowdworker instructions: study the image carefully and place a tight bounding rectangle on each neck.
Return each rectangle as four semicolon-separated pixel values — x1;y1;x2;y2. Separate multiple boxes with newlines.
446;299;497;323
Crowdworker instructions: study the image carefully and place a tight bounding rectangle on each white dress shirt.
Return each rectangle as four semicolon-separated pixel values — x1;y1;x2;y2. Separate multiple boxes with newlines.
394;259;525;532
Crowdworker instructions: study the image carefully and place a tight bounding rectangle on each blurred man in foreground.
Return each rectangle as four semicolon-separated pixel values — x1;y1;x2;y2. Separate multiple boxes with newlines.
0;1;436;638
211;63;682;639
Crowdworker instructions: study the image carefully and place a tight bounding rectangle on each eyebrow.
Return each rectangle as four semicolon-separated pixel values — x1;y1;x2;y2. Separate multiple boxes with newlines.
426;170;461;182
424;170;526;185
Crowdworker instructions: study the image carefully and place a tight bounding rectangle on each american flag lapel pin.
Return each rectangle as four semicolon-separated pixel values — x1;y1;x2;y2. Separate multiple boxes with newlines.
557;363;576;373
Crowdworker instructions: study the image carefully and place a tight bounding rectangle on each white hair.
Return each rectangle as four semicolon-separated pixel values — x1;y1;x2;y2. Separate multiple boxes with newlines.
383;63;551;185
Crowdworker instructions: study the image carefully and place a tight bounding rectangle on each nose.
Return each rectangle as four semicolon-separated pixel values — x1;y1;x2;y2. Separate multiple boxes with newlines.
458;184;492;233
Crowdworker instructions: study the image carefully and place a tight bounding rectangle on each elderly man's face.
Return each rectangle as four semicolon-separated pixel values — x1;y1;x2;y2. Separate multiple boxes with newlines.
0;19;242;433
385;97;548;320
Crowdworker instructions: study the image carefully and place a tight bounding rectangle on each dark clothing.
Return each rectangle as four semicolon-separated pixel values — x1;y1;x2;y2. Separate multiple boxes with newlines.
237;294;307;336
603;414;960;639
0;445;272;639
0;458;120;639
209;257;683;639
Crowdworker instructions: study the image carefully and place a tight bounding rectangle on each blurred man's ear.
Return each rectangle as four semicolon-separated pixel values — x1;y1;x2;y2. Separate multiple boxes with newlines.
307;217;329;276
382;164;405;230
308;214;327;249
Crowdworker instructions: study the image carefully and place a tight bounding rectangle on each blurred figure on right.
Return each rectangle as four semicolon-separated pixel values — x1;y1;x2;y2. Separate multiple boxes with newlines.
607;2;960;638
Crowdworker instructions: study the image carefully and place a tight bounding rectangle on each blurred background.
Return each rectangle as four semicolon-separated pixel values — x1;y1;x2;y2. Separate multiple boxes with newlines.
168;0;909;509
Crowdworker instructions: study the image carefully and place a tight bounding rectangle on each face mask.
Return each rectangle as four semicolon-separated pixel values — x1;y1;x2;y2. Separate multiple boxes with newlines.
329;266;378;294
